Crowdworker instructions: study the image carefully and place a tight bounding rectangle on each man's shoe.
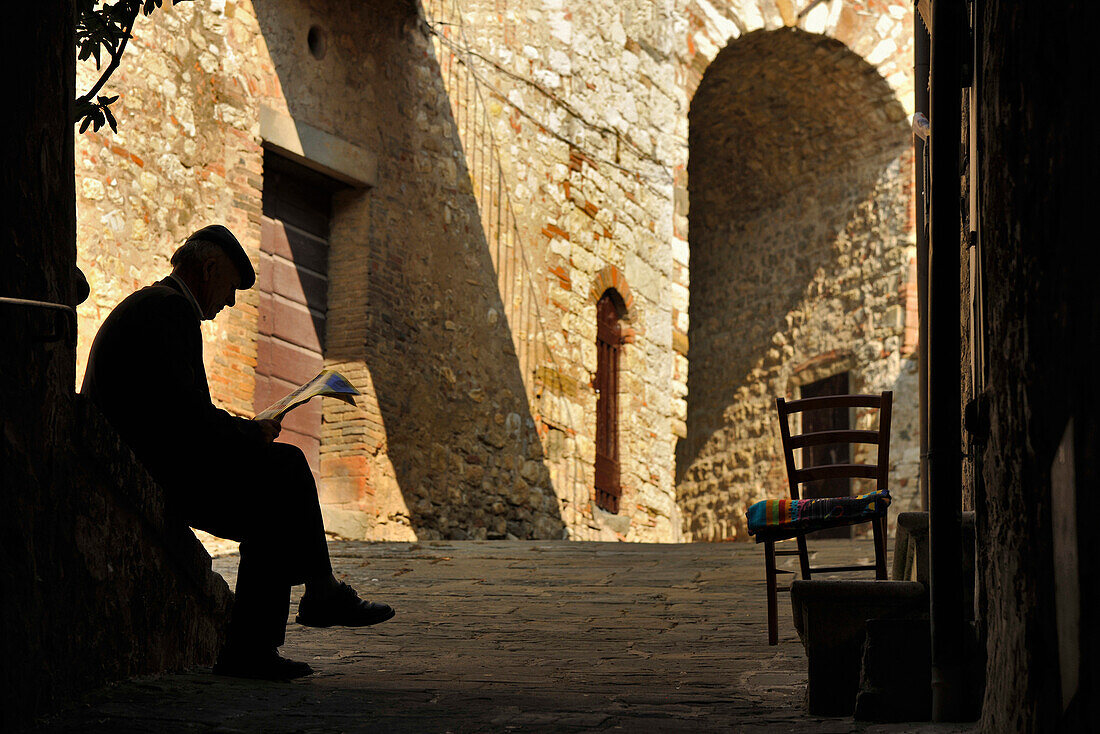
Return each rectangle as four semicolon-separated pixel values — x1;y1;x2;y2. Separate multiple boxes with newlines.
213;647;313;680
296;582;395;628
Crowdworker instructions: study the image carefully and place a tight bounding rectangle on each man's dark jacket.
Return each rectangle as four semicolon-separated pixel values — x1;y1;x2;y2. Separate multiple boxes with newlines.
82;277;265;514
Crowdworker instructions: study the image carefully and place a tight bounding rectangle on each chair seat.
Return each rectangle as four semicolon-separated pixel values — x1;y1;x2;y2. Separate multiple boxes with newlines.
747;490;891;540
749;391;893;645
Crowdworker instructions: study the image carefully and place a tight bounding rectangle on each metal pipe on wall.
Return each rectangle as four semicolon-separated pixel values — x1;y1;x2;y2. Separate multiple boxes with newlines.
915;10;930;512
927;0;967;721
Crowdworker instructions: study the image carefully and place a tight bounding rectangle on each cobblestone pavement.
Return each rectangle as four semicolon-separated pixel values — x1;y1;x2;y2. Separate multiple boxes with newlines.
38;540;974;733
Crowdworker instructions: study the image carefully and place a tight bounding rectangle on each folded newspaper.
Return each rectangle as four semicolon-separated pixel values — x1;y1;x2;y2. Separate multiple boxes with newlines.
254;369;360;421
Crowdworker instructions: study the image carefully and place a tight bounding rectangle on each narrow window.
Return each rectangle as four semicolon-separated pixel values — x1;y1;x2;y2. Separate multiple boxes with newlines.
799;371;851;537
594;291;624;513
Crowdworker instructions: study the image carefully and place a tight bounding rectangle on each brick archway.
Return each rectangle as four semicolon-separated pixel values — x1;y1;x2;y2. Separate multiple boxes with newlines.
589;266;635;317
676;2;914;107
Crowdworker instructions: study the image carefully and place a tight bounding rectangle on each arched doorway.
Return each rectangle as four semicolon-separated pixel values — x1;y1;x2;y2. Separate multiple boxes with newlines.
677;29;913;541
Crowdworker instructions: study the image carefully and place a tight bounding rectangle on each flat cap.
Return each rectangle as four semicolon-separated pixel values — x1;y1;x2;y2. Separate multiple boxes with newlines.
185;224;255;289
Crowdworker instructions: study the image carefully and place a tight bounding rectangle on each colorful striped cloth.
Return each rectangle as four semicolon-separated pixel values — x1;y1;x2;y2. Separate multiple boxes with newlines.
746;490;891;537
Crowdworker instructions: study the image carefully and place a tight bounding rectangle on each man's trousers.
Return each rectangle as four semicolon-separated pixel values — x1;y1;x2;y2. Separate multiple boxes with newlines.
184;442;332;651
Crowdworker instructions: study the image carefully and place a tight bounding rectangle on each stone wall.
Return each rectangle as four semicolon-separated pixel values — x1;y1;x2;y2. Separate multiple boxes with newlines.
675;7;917;541
5;10;230;723
973;2;1097;730
74;0;916;544
74;0;263;420
73;0;680;542
418;0;690;540
4;388;233;729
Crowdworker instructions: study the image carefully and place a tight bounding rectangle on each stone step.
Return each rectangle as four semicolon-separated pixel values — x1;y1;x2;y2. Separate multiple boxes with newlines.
891;510;976;585
69;398;234;676
891;510;976;621
854;617;932;721
790;579;928;715
854;616;986;722
788;510;981;718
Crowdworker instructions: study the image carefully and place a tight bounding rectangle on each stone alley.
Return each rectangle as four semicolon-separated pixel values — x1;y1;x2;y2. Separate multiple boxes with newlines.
37;540;972;733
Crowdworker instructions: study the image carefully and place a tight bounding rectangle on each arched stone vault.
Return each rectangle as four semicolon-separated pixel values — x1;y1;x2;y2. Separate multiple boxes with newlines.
689;29;908;217
676;26;915;542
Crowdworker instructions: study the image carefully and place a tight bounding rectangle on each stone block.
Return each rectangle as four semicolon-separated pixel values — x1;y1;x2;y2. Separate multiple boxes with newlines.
5;397;234;724
853;617;932;721
790;580;927;715
320;504;373;540
320;454;368;505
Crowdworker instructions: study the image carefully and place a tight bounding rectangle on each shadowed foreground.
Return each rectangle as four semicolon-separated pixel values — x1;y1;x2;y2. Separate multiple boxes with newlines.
37;540;973;733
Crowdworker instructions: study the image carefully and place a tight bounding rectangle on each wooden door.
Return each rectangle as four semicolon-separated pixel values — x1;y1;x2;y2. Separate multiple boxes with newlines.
594;294;622;513
799;372;851;537
254;154;339;478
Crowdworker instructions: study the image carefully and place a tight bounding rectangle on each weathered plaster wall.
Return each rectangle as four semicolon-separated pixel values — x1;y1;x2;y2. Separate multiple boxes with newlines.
413;0;918;542
290;0;565;542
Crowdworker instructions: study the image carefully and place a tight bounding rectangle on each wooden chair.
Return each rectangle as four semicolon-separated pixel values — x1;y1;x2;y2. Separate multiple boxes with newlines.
753;391;892;645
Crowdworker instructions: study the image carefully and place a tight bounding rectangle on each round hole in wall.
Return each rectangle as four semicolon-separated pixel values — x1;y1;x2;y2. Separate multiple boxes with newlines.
307;25;328;60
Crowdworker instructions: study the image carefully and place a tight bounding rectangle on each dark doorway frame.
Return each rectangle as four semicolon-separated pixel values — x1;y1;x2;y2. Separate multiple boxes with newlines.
256;151;345;478
799;371;852;538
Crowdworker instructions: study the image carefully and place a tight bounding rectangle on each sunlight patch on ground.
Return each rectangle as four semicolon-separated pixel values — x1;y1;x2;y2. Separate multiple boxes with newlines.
191;528;239;557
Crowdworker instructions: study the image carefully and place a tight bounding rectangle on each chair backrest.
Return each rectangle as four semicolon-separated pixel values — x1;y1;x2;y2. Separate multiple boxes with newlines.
775;391;892;501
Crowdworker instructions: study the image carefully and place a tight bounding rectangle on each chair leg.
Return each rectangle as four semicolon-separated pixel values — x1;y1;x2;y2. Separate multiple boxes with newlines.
872;517;888;579
765;540;778;645
796;533;811;579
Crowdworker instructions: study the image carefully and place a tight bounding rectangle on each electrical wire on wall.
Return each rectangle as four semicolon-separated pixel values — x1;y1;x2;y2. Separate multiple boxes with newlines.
420;0;617;538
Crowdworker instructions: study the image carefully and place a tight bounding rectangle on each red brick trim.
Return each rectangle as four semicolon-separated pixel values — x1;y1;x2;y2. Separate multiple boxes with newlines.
589;266;635;315
793;348;850;376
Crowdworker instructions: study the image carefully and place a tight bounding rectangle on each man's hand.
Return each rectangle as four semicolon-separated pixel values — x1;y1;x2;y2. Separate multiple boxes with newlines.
256;418;282;443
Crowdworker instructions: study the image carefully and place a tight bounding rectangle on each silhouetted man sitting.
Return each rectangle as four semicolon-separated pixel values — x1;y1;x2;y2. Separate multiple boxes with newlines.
81;225;393;680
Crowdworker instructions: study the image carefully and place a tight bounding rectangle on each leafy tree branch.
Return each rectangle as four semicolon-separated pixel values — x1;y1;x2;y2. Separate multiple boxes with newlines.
75;0;191;133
